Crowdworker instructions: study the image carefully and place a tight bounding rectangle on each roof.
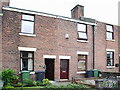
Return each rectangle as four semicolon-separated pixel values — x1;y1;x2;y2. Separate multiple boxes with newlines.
2;6;96;25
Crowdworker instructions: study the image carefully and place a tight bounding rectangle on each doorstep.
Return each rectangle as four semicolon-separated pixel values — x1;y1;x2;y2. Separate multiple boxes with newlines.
60;79;69;82
50;80;71;86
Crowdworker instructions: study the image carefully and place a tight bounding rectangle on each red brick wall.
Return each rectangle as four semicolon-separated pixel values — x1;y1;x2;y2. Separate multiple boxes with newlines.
2;10;21;72
95;21;119;72
2;10;119;81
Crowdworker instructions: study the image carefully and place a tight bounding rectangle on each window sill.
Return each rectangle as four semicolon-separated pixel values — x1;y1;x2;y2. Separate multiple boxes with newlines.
19;71;35;74
77;40;88;43
0;13;3;16
106;39;115;42
19;33;36;37
77;71;86;74
106;66;115;69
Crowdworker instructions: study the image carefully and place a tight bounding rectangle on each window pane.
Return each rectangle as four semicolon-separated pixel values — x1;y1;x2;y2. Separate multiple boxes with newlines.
22;14;34;21
107;53;110;59
78;32;87;39
22;52;28;57
106;25;113;32
21;51;34;71
110;59;113;66
107;51;114;66
28;59;33;70
107;59;113;66
106;32;113;40
78;55;87;71
78;55;86;59
28;53;32;58
78;24;86;32
107;59;111;66
78;61;85;70
110;52;113;58
21;20;34;34
22;59;28;70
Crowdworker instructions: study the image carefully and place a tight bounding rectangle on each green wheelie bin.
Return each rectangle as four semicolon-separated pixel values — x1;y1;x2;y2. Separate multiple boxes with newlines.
21;71;30;83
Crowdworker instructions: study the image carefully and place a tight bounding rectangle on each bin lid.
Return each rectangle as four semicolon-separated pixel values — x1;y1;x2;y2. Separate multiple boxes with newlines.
91;69;99;71
35;71;45;73
86;70;93;71
21;71;30;73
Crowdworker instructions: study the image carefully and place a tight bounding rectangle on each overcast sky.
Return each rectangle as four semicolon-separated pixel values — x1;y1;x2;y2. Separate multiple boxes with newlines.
9;0;119;25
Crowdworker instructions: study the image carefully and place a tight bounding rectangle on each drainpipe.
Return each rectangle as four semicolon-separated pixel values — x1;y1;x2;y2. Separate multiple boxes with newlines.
92;25;95;69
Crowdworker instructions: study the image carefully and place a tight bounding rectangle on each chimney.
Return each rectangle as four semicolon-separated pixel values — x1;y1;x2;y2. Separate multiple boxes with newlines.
71;5;84;19
0;0;10;10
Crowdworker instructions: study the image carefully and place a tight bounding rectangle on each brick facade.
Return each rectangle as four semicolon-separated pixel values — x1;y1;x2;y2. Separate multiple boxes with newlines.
95;21;119;72
1;2;120;81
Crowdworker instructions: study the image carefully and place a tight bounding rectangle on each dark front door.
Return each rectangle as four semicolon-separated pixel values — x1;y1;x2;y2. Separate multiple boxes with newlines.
45;58;54;80
60;59;69;79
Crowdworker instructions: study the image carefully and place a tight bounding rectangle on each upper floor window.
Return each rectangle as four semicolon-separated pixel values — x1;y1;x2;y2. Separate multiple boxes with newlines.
107;51;114;66
20;51;34;71
21;14;34;34
78;55;87;71
77;24;87;40
106;25;114;40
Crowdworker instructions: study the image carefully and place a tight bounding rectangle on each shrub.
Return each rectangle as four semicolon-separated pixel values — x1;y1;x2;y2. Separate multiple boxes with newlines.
4;85;14;89
14;82;23;87
45;83;90;88
36;81;44;86
2;69;19;86
42;79;50;85
23;79;37;87
66;83;90;88
45;84;57;88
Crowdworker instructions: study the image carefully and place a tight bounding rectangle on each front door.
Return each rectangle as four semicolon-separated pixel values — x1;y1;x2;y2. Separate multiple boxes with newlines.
60;59;69;79
45;58;54;80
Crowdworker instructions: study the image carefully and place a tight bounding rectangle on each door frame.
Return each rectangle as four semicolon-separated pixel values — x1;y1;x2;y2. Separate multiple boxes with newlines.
59;56;71;80
43;55;56;80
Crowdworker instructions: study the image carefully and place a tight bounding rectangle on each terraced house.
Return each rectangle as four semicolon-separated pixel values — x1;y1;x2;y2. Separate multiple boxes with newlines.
0;0;120;81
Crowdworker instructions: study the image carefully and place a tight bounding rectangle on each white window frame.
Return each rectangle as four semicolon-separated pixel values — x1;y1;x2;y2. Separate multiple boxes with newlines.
18;47;36;52
106;25;114;40
77;51;88;74
18;47;36;71
21;14;35;34
106;50;114;67
77;24;87;41
77;55;87;71
20;51;34;71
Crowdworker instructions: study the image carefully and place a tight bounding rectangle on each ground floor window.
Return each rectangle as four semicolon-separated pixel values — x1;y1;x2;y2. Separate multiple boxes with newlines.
20;51;34;71
107;51;114;66
78;55;87;71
